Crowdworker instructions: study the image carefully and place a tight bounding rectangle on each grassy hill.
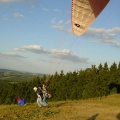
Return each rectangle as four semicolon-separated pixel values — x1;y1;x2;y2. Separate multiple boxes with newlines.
0;69;45;82
0;94;120;120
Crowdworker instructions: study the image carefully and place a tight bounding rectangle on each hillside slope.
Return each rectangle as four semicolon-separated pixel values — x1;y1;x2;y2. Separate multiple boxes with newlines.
0;69;44;82
0;94;120;120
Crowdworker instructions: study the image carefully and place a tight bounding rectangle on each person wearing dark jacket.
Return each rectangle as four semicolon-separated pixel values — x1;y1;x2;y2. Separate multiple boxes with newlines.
33;86;47;107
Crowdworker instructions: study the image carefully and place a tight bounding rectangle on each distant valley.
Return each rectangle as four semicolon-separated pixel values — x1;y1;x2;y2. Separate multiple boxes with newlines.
0;68;45;82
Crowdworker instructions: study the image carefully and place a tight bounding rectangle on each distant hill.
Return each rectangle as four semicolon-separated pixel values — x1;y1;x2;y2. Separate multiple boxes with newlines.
0;68;45;82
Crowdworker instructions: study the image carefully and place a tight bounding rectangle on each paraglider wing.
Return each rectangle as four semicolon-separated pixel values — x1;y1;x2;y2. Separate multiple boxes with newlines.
72;0;110;36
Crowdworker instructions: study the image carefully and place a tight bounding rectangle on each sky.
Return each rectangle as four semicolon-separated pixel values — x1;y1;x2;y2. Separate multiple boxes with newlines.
0;0;120;74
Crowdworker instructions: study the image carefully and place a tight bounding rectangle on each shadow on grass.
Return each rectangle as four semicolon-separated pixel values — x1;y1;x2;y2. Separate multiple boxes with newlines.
117;113;120;120
55;102;66;107
87;113;99;120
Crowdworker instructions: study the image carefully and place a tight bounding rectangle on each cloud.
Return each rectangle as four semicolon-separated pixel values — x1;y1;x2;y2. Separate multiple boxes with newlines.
65;20;71;24
51;18;56;24
0;0;15;3
0;52;27;58
13;13;24;18
58;20;63;24
41;7;49;11
15;45;51;54
52;22;120;44
0;0;37;3
51;25;72;33
84;27;120;48
52;25;64;30
51;49;88;63
53;9;60;12
14;45;88;63
51;18;72;34
51;21;120;48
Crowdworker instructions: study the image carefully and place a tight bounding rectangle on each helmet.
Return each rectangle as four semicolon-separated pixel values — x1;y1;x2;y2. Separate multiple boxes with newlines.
33;87;37;92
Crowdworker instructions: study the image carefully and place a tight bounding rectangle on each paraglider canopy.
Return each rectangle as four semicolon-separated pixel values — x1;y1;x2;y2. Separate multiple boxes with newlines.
72;0;110;36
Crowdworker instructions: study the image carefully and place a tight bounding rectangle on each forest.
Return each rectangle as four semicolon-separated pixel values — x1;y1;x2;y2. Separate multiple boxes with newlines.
0;62;120;105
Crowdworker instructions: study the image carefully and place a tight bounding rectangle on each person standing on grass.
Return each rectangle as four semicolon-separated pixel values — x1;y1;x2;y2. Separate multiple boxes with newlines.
33;86;48;107
42;84;49;107
33;86;43;107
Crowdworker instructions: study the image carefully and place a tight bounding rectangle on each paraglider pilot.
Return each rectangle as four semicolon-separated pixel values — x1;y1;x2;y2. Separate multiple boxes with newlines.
33;86;48;107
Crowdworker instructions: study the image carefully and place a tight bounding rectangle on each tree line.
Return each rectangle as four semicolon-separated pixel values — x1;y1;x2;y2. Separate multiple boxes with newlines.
0;62;120;104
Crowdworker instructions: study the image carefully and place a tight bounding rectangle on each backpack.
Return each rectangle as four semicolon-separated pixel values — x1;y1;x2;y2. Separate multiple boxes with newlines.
46;90;52;98
37;87;43;96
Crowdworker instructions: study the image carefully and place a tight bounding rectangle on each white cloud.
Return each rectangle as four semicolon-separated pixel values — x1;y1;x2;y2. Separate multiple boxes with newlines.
13;13;24;18
51;18;72;34
52;24;120;43
65;19;71;24
0;52;27;58
0;45;90;74
53;9;60;12
41;7;49;11
51;49;88;63
0;0;36;3
15;45;50;54
52;25;64;30
0;0;15;3
85;27;120;48
58;20;63;24
51;25;72;33
51;18;56;24
15;45;88;63
108;27;120;33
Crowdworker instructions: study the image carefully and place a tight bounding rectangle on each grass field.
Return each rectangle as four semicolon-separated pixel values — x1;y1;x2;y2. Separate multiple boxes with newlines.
0;94;120;120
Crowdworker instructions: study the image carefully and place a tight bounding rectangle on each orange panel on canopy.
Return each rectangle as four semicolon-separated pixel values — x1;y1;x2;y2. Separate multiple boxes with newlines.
72;0;110;36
